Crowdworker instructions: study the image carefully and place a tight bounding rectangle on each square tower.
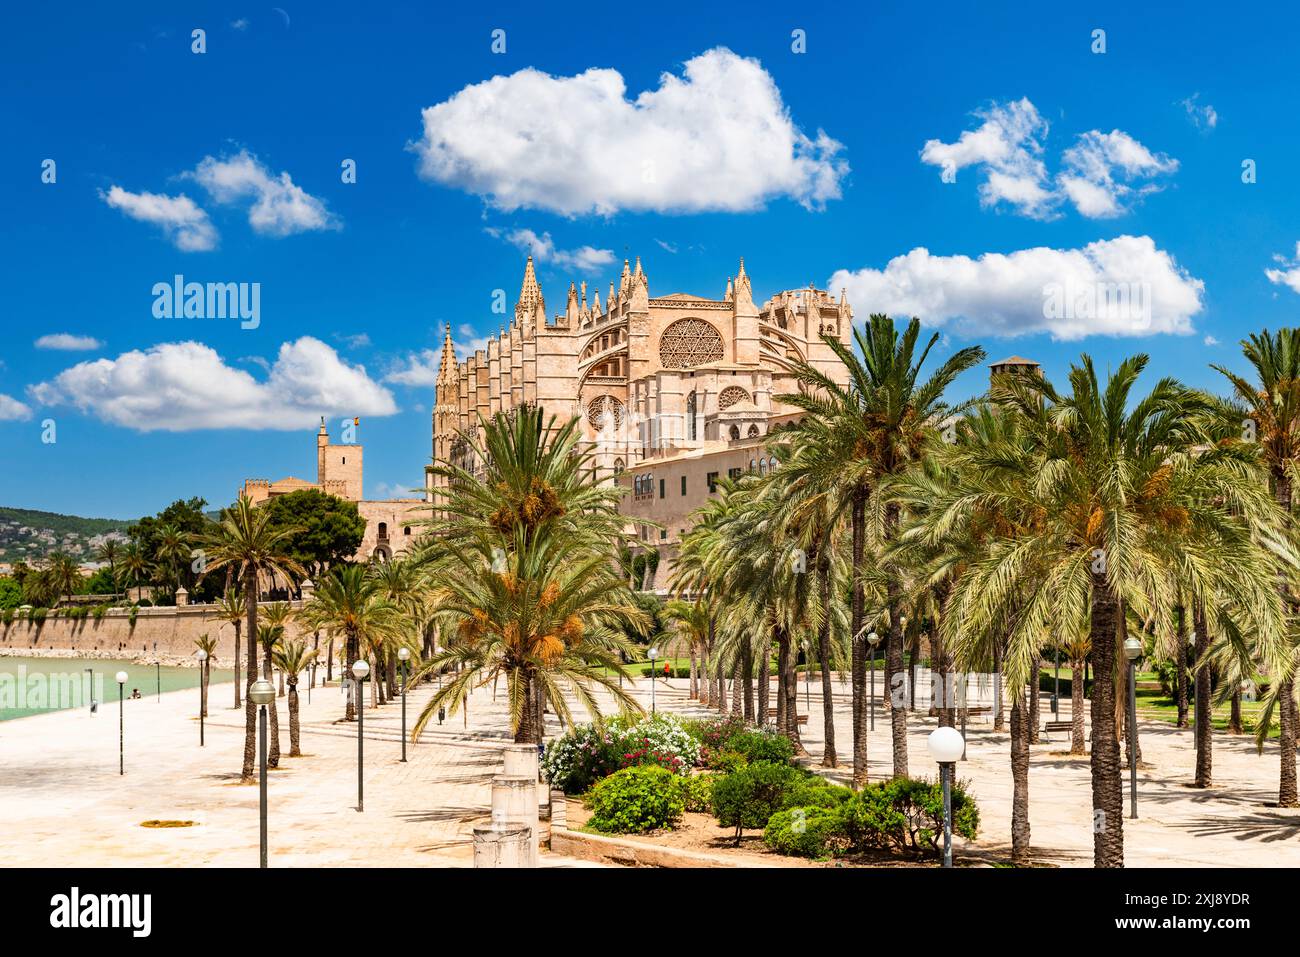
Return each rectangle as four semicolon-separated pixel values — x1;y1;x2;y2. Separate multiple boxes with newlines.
316;418;363;501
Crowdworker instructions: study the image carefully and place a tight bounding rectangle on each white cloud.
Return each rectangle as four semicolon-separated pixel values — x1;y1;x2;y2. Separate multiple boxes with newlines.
371;480;421;499
336;333;372;349
1204;335;1219;346
100;186;218;251
231;18;249;30
1058;130;1178;218
188;150;338;236
920;98;1056;219
0;394;32;422
1265;243;1300;295
829;235;1204;341
654;239;678;254
1181;94;1218;132
384;325;492;386
29;337;395;431
34;333;103;351
487;227;614;272
922;99;1176;219
412;47;847;215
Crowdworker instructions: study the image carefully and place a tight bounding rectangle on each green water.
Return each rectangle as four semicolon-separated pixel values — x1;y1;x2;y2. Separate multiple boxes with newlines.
0;657;234;721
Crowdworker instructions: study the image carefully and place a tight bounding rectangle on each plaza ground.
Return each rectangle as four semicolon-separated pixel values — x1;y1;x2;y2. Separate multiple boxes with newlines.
2;668;1298;867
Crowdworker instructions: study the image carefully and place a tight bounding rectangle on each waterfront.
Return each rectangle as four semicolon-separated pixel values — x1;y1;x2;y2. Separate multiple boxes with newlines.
0;657;233;721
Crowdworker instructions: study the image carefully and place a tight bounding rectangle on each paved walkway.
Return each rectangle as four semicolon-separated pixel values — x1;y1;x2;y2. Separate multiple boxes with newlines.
0;674;594;868
5;666;1298;867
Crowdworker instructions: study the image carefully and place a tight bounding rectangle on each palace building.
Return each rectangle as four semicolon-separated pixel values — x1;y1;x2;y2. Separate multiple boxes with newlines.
428;255;856;590
240;418;423;563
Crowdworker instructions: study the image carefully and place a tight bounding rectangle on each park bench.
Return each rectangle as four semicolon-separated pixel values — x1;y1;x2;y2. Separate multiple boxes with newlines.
1041;720;1072;741
766;709;809;726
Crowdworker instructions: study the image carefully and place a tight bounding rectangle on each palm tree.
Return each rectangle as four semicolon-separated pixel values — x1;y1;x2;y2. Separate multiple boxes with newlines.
214;590;247;708
96;539;121;592
1212;328;1300;806
199;496;304;783
779;314;984;783
297;564;400;721
944;355;1287;867
272;638;316;757
155;523;189;601
119;542;150;599
194;632;218;718
410;407;646;743
663;599;710;701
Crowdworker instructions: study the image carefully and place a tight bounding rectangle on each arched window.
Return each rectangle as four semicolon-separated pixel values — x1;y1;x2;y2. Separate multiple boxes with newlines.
718;386;750;410
769;456;778;472
403;526;411;536
378;522;388;539
747;424;760;438
749;458;756;472
686;391;697;441
614;458;625;475
758;458;767;476
728;425;740;441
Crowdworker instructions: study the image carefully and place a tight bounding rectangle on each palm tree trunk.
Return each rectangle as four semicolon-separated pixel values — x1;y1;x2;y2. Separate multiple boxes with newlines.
775;629;788;733
1229;689;1243;735
885;584;908;778
689;642;699;699
1070;657;1086;754
756;639;770;727
907;641;917;712
200;658;209;718
850;489;868;788
742;643;755;722
699;644;712;708
1174;605;1189;728
263;638;280;767
515;671;537;744
327;636;335;684
288;680;301;756
1028;668;1040;744
817;556;837;767
1279;680;1298;806
241;569;259;782
1193;602;1212;788
1010;686;1031;865
233;622;241;709
1088;569;1124;868
344;630;358;722
731;659;743;714
992;639;1005;731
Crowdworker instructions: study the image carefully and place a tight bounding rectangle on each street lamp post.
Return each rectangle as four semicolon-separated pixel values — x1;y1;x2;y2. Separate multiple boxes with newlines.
398;647;410;763
648;647;659;714
867;632;881;731
85;667;96;714
115;671;128;774
249;678;275;868
1052;646;1060;716
195;649;208;747
1124;635;1142;819
927;726;965;868
352;659;370;811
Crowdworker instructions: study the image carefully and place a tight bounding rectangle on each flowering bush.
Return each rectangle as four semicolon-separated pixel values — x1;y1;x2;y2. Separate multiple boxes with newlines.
585;765;686;834
543;714;701;794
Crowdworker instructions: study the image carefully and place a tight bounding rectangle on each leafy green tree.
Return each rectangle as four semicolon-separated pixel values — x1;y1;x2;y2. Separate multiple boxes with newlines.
0;577;21;609
128;498;219;602
263;489;366;582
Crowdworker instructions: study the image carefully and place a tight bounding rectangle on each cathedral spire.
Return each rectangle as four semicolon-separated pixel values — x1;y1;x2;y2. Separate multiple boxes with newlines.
515;255;545;326
437;323;457;382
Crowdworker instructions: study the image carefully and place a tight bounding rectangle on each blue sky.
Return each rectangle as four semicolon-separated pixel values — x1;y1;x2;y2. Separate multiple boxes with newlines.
4;0;1300;519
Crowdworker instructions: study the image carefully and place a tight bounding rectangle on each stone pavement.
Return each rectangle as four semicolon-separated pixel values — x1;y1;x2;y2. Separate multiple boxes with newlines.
0;673;597;868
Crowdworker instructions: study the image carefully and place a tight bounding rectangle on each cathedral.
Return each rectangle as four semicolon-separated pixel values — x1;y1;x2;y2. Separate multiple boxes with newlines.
428;255;855;589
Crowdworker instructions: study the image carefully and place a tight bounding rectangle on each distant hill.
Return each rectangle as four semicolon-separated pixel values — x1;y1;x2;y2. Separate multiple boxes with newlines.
0;507;136;565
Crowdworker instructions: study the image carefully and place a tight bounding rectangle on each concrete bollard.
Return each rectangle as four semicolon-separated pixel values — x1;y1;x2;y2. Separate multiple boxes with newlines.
550;790;567;830
502;744;538;778
491;775;539;866
473;825;532;868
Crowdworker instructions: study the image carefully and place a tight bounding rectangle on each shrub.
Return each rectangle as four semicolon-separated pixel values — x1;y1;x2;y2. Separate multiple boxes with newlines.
543;714;701;794
711;761;801;845
764;806;846;859
542;724;623;794
707;750;750;774
585;765;685;834
728;729;795;766
842;777;979;859
679;772;717;813
781;775;854;811
685;714;748;764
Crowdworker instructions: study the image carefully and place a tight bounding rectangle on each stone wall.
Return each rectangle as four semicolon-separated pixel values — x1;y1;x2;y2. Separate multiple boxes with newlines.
0;602;315;666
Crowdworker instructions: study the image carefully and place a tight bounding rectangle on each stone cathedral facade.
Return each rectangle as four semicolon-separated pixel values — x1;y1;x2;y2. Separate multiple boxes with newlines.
427;255;855;589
